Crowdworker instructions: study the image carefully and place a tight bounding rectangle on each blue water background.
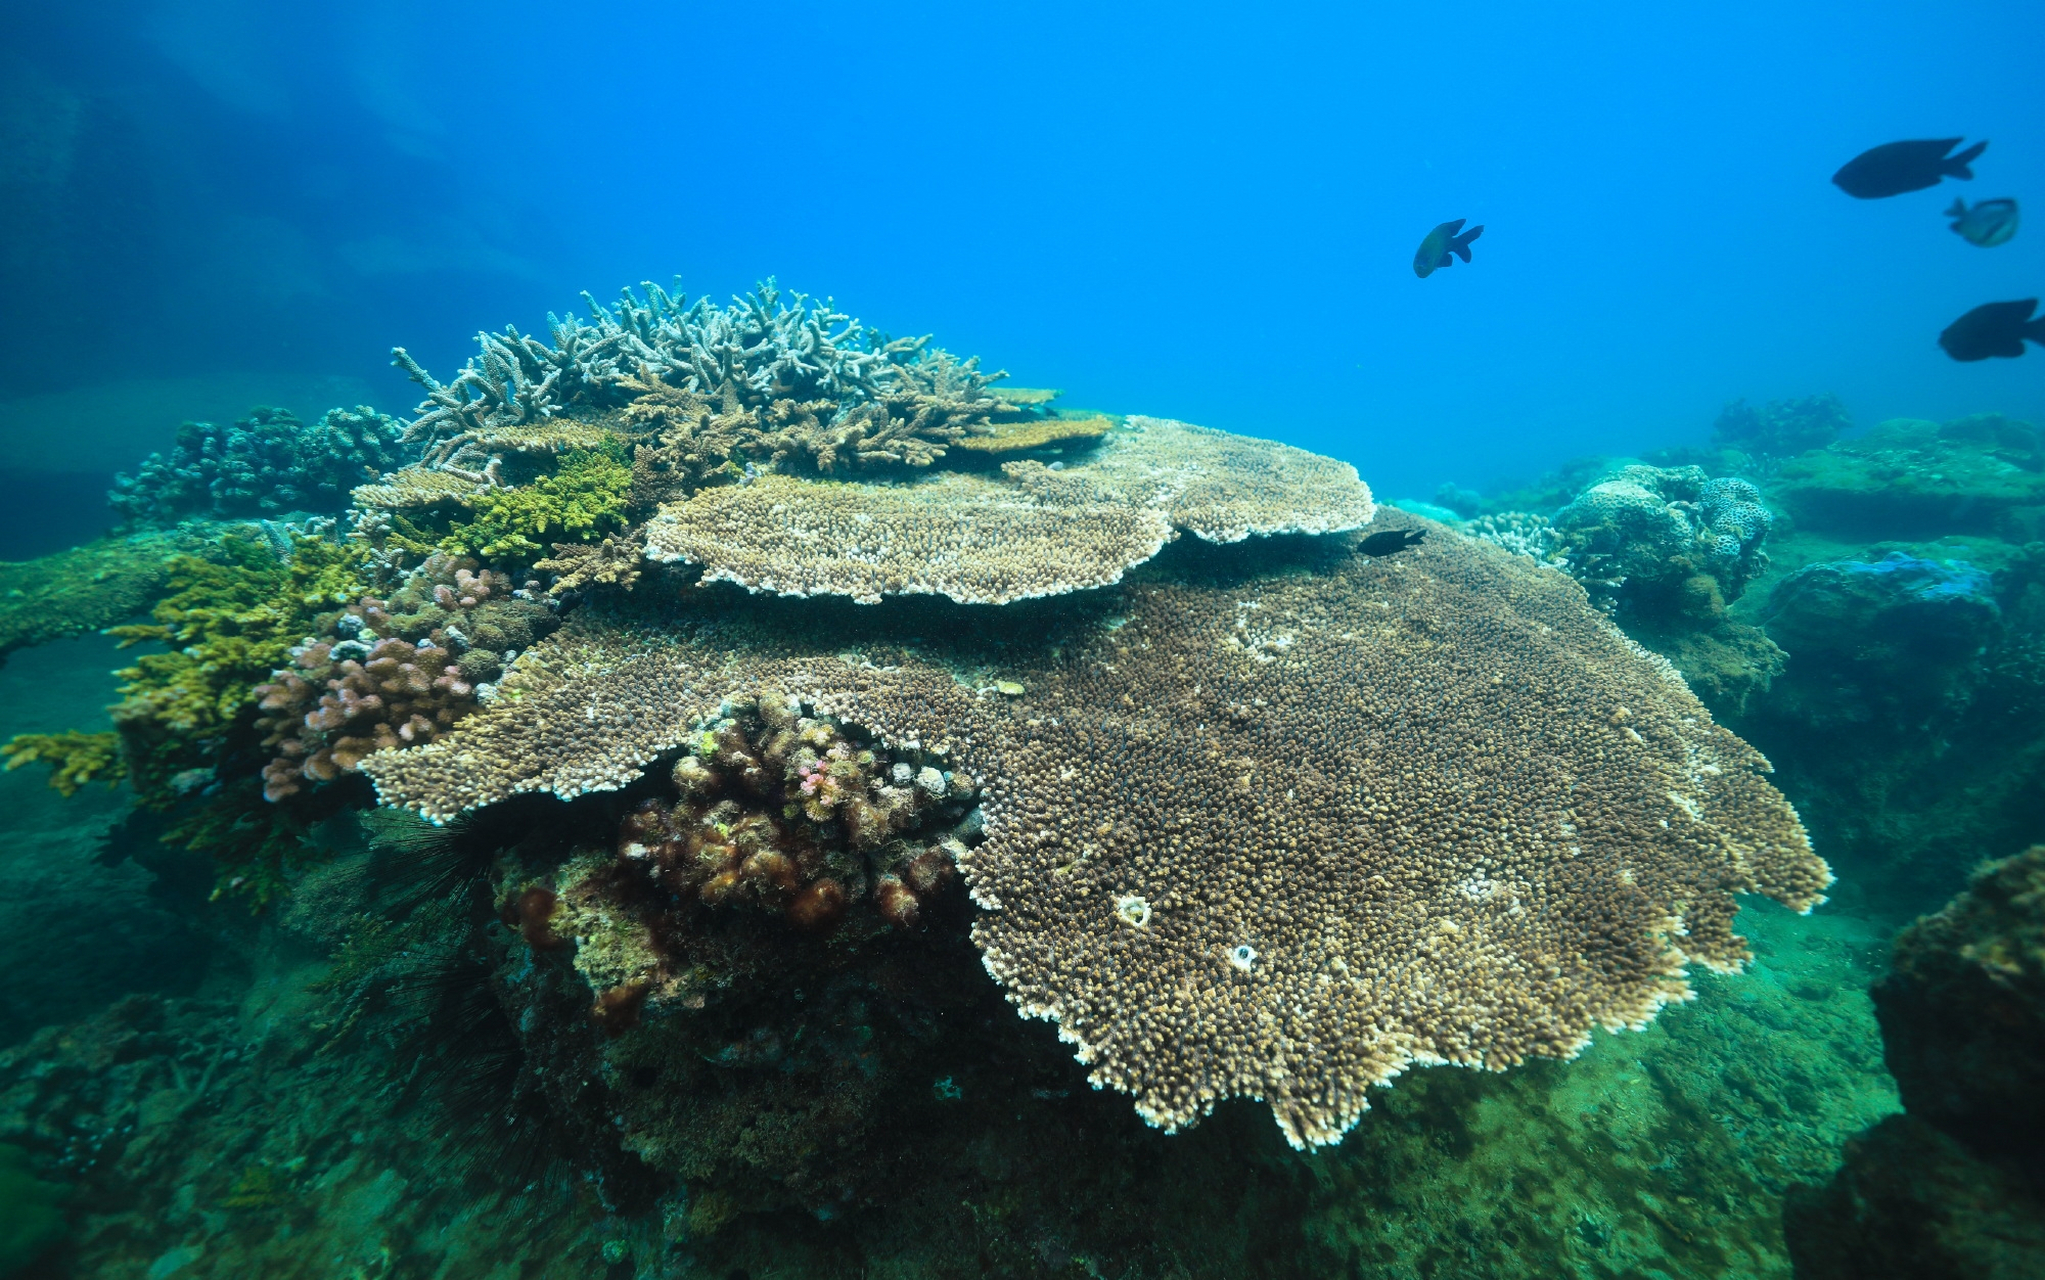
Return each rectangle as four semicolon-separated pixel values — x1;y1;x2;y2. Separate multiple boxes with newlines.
4;0;2043;524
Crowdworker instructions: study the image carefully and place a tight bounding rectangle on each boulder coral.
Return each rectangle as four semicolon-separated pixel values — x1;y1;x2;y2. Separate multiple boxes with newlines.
110;405;410;528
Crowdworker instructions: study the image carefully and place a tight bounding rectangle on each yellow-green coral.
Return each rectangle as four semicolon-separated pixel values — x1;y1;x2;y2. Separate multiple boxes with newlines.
108;533;373;746
1;731;126;796
441;449;633;562
953;414;1115;454
0;531;193;662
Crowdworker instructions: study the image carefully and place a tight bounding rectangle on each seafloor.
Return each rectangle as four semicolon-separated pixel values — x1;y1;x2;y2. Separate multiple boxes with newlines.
0;318;2040;1278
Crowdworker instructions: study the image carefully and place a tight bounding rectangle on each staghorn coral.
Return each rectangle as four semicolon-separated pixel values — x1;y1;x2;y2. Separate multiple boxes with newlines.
0;530;194;664
640;416;1374;606
390;279;999;489
110;406;410;527
363;517;1827;1150
643;469;1175;605
349;465;486;512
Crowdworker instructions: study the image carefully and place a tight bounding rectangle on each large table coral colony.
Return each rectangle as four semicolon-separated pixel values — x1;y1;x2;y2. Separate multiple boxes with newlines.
39;280;1833;1150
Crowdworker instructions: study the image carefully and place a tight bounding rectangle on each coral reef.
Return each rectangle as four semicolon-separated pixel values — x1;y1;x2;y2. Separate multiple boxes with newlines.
644;469;1176;605
1551;464;1773;618
0;730;124;796
1711;392;1850;459
437;448;632;562
390;280;1007;491
1771;414;2045;541
642;416;1374;605
0;531;194;665
1785;846;2045;1277
365;516;1828;1150
109;406;409;527
253;555;555;801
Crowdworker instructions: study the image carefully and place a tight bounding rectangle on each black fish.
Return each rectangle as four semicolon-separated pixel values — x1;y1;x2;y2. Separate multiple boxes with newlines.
1938;299;2045;362
1832;138;1985;199
1413;219;1483;278
1357;528;1427;557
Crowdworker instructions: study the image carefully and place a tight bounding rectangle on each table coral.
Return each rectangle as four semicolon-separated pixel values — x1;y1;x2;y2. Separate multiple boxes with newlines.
363;517;1828;1151
641;416;1374;606
110;406;410;528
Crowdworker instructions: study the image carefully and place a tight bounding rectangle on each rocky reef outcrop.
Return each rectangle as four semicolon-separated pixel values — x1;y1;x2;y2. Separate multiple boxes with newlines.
1785;846;2045;1277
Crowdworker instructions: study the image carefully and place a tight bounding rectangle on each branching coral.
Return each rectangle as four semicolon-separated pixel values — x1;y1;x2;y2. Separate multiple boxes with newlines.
0;730;126;796
110;406;410;527
106;532;375;797
253;555;555;801
1712;393;1849;459
0;531;194;664
533;533;643;593
438;449;633;562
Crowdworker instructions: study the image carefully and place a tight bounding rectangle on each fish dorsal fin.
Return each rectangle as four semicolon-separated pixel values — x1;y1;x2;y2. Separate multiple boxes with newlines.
1441;218;1466;236
1947;198;1968;218
1436;253;1453;269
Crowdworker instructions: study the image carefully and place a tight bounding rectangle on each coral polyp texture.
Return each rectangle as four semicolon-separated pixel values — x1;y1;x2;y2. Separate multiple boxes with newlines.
111;405;409;527
363;514;1828;1149
640;416;1375;605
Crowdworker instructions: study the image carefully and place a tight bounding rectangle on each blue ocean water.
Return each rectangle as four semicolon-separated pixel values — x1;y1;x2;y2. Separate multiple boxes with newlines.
1;2;2043;1276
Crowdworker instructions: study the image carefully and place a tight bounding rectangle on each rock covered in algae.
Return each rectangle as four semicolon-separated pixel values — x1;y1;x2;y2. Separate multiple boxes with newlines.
364;513;1828;1149
640;415;1375;605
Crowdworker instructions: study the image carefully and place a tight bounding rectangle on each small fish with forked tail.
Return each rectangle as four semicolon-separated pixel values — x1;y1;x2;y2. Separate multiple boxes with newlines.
1832;138;1986;199
1946;198;2018;247
1938;299;2045;362
1356;528;1428;557
1413;219;1483;278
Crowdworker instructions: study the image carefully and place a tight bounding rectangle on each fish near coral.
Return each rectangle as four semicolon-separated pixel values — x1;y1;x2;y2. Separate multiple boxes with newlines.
1413;218;1483;278
1356;528;1427;557
1832;138;1986;199
1946;197;2018;247
1939;298;2045;362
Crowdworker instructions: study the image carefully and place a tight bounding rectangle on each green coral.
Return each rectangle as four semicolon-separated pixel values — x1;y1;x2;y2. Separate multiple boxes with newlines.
0;1143;65;1275
107;533;372;755
0;531;193;664
0;731;126;797
441;449;632;562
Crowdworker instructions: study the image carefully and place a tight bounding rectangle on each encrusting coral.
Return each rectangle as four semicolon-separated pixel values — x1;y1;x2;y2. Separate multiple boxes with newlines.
110;406;410;527
364;514;1829;1150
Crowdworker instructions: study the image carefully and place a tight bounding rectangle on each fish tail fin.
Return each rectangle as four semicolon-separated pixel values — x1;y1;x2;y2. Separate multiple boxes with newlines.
1451;224;1484;263
1946;140;1987;179
2024;315;2045;347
